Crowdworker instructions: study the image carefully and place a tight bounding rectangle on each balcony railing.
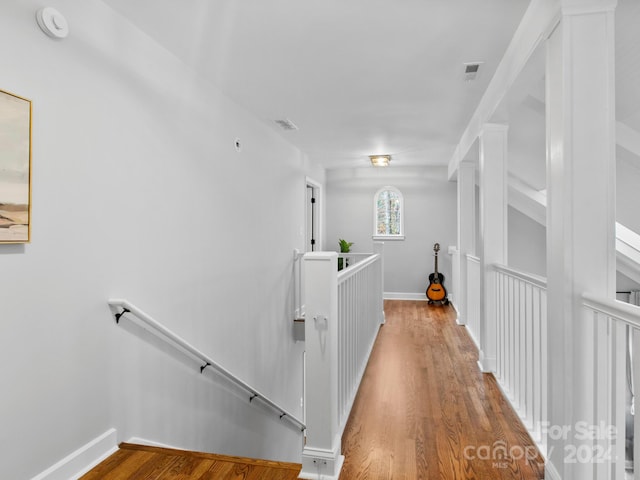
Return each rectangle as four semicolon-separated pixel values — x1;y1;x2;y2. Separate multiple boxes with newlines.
336;250;385;431
493;264;548;453
582;293;639;480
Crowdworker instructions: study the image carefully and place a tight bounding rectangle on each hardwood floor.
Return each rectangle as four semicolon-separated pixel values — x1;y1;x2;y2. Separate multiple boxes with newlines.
339;300;545;479
81;300;543;479
80;443;301;480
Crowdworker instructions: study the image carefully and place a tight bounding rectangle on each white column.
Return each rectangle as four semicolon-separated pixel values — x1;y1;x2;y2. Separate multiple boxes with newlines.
478;124;508;373
300;252;343;480
456;161;476;325
545;1;617;478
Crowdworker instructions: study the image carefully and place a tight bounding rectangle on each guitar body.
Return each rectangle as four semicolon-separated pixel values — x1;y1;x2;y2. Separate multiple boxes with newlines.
426;243;449;304
426;274;447;302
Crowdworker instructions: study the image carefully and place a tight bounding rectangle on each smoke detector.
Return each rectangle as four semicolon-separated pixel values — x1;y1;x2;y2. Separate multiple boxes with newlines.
275;119;299;131
36;7;69;39
463;62;483;81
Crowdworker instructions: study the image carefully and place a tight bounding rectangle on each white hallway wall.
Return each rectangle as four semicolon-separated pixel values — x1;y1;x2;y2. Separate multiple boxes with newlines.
508;206;546;277
0;1;324;478
325;167;457;298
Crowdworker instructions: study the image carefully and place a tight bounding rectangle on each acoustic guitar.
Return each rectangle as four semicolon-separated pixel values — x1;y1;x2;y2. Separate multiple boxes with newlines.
426;243;448;304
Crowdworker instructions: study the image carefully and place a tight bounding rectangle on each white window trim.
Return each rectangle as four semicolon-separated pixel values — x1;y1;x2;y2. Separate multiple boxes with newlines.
372;186;405;241
373;234;405;241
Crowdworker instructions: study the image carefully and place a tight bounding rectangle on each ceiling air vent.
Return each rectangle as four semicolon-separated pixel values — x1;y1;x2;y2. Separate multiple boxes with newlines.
463;62;482;81
275;118;299;131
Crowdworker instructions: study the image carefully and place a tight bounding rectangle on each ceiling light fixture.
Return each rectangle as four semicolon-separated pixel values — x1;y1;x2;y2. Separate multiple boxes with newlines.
369;155;391;167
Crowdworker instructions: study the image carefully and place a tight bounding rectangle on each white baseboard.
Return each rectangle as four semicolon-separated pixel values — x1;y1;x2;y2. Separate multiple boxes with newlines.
126;436;181;450
31;428;118;480
465;327;480;351
300;444;344;480
384;292;428;301
451;304;464;324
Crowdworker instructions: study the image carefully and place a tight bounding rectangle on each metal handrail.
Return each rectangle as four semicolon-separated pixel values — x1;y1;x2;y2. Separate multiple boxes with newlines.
107;298;306;432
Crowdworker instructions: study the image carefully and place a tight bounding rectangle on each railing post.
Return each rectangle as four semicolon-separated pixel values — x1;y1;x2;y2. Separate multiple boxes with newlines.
456;160;476;326
300;252;343;480
478;123;508;373
467;255;482;348
546;4;617;478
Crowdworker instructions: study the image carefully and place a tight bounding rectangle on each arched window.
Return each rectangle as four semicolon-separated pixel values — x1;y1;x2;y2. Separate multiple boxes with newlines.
373;187;405;240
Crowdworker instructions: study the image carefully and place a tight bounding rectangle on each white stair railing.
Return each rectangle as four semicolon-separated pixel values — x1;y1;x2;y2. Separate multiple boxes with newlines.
300;243;384;480
582;293;639;480
493;264;548;454
336;248;385;431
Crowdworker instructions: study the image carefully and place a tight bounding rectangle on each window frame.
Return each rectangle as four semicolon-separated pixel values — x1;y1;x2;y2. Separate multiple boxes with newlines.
372;186;405;241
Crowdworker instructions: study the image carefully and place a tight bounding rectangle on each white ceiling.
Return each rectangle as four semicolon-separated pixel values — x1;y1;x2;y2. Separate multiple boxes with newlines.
100;0;531;169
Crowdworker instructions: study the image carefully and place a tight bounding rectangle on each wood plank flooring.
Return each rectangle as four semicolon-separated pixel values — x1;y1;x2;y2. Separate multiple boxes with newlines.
339;300;545;479
80;443;301;480
81;300;543;479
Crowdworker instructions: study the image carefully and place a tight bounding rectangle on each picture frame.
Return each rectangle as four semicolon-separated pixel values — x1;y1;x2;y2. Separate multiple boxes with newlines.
0;88;32;244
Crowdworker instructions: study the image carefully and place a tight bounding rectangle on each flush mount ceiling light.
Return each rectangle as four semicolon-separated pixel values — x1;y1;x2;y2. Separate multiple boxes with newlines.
369;155;391;167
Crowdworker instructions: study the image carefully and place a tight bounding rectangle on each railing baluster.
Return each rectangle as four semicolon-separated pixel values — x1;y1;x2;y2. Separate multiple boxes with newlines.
611;321;626;480
594;311;610;480
525;282;533;429
496;272;502;382
498;272;507;381
511;275;517;400
540;289;548;456
519;278;524;409
532;286;541;442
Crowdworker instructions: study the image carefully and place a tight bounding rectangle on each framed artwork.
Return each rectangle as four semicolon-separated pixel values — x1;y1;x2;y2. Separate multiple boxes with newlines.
0;89;32;243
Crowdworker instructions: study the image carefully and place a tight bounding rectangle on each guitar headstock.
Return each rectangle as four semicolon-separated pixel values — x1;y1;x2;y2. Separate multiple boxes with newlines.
433;243;440;253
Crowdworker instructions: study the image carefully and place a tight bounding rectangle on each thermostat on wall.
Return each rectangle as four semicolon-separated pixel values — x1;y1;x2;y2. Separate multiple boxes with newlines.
36;7;69;39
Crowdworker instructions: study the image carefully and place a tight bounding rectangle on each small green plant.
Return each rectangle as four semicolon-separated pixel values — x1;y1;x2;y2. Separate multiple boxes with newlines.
338;239;354;253
338;239;354;271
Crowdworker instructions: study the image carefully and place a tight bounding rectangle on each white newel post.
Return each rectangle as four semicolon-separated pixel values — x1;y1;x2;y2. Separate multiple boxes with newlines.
478;124;508;373
300;251;344;480
456;161;476;326
545;1;617;478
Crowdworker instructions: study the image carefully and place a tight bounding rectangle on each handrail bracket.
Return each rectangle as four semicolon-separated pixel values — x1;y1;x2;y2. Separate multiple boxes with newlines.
114;308;130;324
